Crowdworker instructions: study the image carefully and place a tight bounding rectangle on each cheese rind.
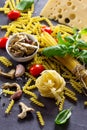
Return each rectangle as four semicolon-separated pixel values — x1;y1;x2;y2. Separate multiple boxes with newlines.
40;0;87;29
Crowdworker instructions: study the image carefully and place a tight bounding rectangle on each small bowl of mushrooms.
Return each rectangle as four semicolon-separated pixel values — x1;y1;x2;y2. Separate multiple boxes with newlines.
6;33;39;62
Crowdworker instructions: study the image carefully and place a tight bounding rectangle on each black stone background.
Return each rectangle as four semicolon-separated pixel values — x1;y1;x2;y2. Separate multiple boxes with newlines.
0;0;87;130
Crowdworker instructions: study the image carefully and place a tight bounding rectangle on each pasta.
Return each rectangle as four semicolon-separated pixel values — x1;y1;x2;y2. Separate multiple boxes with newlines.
58;96;65;111
30;97;45;107
23;89;37;99
36;111;45;126
84;101;87;106
8;0;15;10
64;87;76;96
23;78;33;90
0;0;87;126
64;91;78;102
0;56;12;67
35;70;66;104
26;85;36;90
2;89;15;95
25;72;36;81
70;79;82;93
5;99;15;114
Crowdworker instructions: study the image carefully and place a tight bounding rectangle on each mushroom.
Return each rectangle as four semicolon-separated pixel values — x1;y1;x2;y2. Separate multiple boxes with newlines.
15;64;25;77
0;68;15;79
18;102;35;119
2;82;21;91
18;42;38;49
8;33;38;57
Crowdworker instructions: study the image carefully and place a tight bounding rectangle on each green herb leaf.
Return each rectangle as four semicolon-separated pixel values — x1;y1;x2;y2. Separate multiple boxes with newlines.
80;28;87;34
42;29;87;64
55;107;72;125
76;40;87;49
42;45;67;57
78;50;87;63
57;32;66;44
64;35;75;44
72;31;81;40
16;0;34;11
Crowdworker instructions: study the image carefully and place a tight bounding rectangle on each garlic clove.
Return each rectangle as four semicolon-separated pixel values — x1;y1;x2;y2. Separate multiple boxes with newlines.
15;64;25;77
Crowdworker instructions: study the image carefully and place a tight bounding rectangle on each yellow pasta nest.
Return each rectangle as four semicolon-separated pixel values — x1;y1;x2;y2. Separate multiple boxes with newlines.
35;70;66;103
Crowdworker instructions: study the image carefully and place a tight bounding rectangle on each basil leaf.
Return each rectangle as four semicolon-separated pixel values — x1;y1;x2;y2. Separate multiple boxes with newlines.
64;35;75;44
42;29;87;64
42;45;67;57
73;31;81;40
76;40;87;49
55;108;72;125
80;28;87;34
57;32;66;44
16;0;34;11
67;46;75;55
78;50;87;63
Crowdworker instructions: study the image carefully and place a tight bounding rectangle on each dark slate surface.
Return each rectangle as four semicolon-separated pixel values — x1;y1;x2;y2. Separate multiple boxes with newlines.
0;0;87;130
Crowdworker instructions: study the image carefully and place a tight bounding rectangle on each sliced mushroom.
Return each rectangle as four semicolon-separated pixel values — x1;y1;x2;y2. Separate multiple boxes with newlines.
15;64;25;77
18;102;35;119
2;82;21;90
18;42;38;49
0;69;15;79
8;33;38;57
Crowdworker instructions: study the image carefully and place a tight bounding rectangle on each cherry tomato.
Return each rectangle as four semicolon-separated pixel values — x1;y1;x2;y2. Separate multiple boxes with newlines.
41;25;53;34
7;10;20;20
0;37;8;48
29;64;45;77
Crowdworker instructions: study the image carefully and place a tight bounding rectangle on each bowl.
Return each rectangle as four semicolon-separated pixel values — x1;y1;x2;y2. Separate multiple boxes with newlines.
6;33;39;62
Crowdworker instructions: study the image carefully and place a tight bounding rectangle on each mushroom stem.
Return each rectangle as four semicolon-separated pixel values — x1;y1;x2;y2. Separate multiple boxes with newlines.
0;69;15;79
18;102;35;119
2;82;21;90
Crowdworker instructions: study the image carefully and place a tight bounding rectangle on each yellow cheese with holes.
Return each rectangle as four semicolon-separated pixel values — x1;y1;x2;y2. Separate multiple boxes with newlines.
40;0;87;29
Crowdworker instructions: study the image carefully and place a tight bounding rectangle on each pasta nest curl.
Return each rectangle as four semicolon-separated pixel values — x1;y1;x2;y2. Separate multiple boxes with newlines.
35;70;66;102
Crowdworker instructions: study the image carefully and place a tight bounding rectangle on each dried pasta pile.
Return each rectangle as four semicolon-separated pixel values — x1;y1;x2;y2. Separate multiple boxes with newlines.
0;0;87;127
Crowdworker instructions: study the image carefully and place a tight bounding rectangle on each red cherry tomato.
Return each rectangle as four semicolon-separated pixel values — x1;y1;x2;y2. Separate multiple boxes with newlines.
7;10;20;20
29;64;45;77
0;37;8;48
41;25;53;34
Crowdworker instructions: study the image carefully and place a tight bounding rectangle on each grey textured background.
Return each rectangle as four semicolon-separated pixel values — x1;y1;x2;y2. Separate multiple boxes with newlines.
0;0;87;130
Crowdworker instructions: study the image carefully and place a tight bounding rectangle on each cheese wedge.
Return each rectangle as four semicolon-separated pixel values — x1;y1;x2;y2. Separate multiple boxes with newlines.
40;0;87;29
